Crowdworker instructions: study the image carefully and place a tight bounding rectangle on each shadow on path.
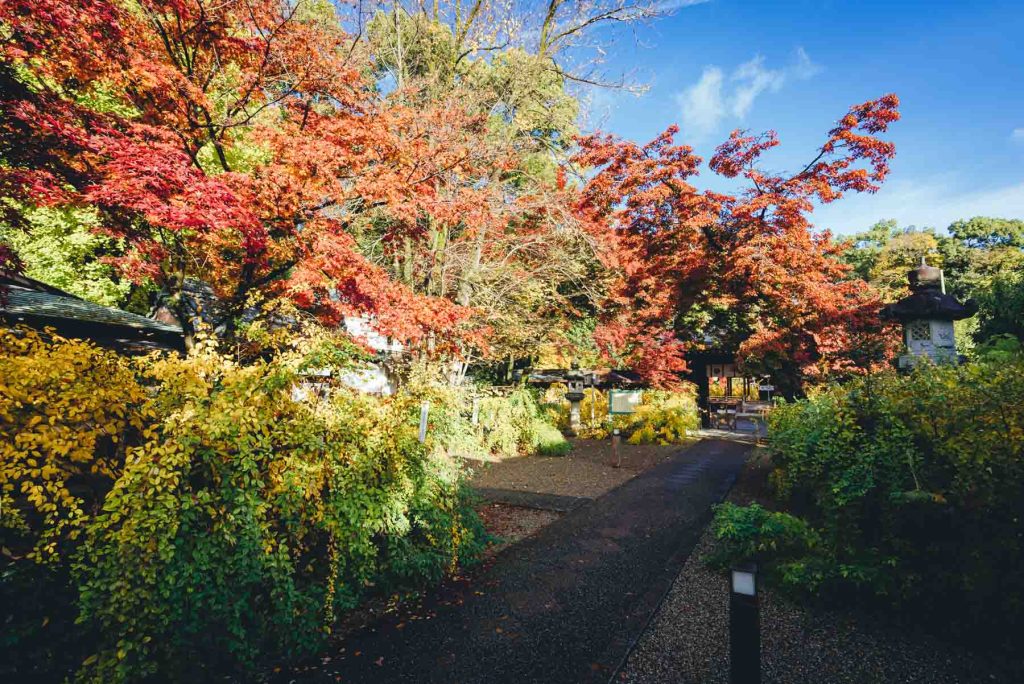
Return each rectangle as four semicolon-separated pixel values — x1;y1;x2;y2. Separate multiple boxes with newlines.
283;439;752;684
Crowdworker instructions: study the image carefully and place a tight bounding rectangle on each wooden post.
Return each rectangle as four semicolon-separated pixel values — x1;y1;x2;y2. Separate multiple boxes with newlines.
589;376;595;429
418;401;430;443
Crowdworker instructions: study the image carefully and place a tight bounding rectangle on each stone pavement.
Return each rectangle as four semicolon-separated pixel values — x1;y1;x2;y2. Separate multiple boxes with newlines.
284;439;752;684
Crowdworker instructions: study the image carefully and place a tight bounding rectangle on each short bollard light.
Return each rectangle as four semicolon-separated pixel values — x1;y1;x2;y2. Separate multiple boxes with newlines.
731;566;757;596
729;563;760;684
611;427;622;468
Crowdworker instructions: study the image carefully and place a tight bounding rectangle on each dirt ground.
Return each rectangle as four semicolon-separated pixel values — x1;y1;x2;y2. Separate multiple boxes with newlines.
466;437;690;499
475;503;561;555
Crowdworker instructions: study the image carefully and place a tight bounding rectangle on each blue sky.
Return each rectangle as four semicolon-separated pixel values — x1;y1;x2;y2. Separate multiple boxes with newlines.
586;0;1024;235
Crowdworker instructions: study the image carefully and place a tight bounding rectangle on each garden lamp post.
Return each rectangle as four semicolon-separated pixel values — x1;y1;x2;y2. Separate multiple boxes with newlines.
730;563;760;684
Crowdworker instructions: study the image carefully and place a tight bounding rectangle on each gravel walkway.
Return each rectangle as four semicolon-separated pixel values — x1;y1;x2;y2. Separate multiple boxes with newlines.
472;487;589;512
475;503;562;556
620;465;1024;684
279;439;751;684
468;438;686;499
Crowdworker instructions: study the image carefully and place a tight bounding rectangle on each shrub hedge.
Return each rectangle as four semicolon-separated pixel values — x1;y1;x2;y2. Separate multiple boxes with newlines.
1;329;489;682
712;357;1024;644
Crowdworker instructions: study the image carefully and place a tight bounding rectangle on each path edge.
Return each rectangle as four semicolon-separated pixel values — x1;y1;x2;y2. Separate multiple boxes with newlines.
603;467;741;683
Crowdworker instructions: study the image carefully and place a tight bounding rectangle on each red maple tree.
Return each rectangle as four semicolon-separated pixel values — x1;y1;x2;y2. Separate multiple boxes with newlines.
574;95;902;393
0;0;475;349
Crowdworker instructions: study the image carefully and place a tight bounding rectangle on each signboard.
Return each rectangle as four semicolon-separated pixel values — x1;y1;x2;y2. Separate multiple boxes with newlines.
609;389;643;415
758;385;774;392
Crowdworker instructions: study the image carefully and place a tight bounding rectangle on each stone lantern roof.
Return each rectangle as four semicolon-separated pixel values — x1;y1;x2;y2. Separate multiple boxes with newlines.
880;258;978;322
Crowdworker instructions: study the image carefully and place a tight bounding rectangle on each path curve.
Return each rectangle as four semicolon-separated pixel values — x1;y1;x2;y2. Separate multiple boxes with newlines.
285;439;752;684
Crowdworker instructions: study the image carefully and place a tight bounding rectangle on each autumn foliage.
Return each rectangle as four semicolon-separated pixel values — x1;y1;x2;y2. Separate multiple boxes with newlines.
0;0;474;349
2;0;903;390
574;95;902;392
0;327;489;682
0;327;152;562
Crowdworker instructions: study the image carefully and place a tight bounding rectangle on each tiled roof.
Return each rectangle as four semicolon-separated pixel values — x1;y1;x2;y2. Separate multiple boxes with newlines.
526;368;647;389
2;285;182;334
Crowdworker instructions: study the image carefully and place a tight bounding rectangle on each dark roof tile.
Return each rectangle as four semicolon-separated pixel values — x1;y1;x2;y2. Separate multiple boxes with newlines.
2;286;182;334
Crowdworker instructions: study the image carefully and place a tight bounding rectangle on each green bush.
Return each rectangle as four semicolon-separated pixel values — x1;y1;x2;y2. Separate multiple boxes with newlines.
387;366;568;460
711;502;819;564
477;386;569;458
535;422;571;456
1;332;487;683
713;358;1024;642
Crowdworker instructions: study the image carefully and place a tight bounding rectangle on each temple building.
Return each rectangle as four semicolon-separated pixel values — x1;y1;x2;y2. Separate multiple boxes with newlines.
1;272;184;353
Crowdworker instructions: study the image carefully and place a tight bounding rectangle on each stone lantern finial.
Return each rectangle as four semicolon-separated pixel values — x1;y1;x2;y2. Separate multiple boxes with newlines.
908;256;942;292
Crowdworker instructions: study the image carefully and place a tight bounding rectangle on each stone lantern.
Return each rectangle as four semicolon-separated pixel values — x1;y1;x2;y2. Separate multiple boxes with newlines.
881;258;977;369
564;370;586;436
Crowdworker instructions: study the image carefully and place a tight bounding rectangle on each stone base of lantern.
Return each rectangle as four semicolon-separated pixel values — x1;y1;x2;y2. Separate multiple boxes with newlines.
567;400;582;436
897;349;960;370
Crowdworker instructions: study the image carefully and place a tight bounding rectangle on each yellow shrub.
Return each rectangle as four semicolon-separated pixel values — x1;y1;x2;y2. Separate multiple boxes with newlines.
541;384;698;443
2;329;488;682
0;327;153;562
625;390;699;445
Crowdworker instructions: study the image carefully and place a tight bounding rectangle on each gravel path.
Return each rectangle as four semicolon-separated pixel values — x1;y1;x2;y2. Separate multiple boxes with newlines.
473;487;589;512
620;463;1024;684
468;438;687;499
279;439;751;684
475;503;562;556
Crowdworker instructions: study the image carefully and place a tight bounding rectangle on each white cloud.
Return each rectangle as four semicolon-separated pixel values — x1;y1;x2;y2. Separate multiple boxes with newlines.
675;48;821;142
658;0;712;10
1012;128;1024;143
676;66;726;139
792;46;823;80
811;175;1024;235
730;56;786;118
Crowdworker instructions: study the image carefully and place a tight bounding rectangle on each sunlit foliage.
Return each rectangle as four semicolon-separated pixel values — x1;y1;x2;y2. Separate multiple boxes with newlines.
0;329;488;682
